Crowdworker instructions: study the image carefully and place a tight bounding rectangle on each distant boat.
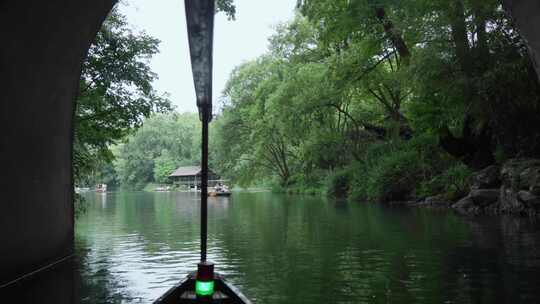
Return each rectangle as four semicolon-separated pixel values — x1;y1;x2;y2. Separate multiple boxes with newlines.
96;184;107;193
153;272;251;304
155;186;172;192
208;184;231;197
75;187;90;194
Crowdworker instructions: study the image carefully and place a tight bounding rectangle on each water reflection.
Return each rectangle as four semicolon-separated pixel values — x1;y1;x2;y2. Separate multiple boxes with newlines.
76;192;540;303
3;191;540;303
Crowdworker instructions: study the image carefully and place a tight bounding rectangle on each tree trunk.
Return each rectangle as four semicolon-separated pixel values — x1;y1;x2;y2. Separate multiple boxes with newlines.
449;0;473;77
439;115;495;170
375;7;410;66
503;0;540;82
472;2;489;62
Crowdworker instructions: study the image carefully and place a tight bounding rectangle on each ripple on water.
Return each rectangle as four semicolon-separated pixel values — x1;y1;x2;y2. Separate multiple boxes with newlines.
75;192;540;304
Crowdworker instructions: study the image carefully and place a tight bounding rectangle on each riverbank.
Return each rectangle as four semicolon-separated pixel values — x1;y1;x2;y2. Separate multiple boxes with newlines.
142;183;272;193
387;158;540;217
450;158;540;216
273;157;540;218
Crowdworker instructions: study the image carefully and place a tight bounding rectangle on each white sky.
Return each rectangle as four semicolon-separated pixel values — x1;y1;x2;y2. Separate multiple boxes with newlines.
120;0;296;113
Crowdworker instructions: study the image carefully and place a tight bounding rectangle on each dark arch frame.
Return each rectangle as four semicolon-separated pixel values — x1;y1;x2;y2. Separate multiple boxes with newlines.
0;0;116;287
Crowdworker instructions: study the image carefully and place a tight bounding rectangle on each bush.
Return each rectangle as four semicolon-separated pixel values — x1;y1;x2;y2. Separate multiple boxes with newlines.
355;148;423;202
348;135;455;203
417;163;472;201
325;167;354;198
273;133;471;203
441;164;472;200
272;172;327;195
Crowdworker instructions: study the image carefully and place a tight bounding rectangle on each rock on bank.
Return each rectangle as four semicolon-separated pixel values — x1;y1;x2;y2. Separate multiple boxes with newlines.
452;159;540;216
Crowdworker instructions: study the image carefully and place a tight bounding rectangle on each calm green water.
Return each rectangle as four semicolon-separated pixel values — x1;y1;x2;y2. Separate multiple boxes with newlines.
75;191;540;303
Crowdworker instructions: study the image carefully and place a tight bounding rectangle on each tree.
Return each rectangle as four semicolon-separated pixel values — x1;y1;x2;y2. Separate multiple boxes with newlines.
299;0;540;169
216;0;236;19
74;9;171;185
74;1;239;186
115;113;200;189
212;0;540;200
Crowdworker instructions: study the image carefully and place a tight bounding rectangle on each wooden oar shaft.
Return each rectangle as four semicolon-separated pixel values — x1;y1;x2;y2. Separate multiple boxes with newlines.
200;108;210;262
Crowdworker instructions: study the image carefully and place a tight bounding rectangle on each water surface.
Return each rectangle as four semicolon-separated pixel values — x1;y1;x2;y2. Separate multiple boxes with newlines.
75;191;540;303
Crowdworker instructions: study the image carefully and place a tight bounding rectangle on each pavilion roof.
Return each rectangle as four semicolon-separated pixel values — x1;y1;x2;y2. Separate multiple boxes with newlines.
169;166;201;177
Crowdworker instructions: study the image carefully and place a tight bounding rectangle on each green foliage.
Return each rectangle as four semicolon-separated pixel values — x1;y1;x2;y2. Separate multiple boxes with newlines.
279;171;327;195
212;0;540;202
216;0;236;19
74;193;87;219
114;113;200;189
344;135;453;202
74;8;171;187
325;167;354;198
418;164;472;201
349;142;424;202
441;164;472;200
342;135;470;203
153;150;179;184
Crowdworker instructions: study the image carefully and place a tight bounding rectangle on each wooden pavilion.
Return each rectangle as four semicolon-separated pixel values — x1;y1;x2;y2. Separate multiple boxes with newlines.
169;166;221;189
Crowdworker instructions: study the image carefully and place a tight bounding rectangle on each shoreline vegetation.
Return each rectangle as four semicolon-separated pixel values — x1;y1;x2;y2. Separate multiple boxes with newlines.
142;183;271;193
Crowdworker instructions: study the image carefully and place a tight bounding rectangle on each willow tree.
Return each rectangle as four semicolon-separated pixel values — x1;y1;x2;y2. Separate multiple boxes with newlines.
299;0;540;169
